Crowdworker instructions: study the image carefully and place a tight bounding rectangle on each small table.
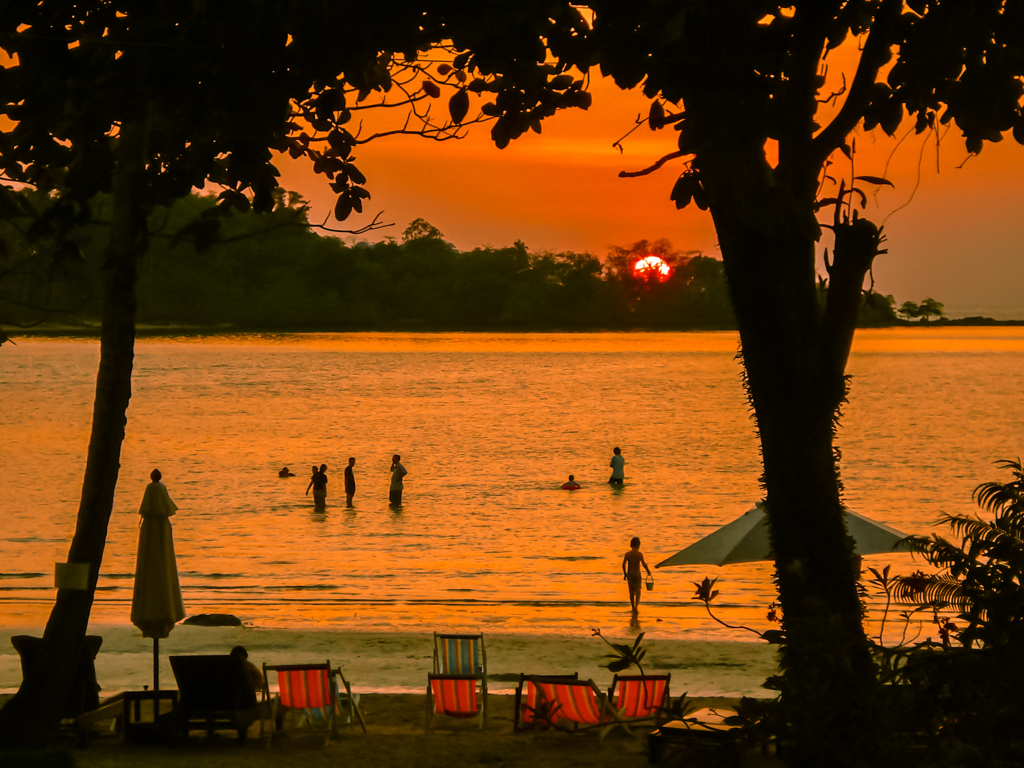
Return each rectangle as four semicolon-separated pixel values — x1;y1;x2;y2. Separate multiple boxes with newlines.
648;711;741;766
122;689;178;744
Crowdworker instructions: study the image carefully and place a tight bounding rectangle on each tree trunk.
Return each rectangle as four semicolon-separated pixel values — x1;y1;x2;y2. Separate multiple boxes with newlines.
0;118;149;746
698;140;881;764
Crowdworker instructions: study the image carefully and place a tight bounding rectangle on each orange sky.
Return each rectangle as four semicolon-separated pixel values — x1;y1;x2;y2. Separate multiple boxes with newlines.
277;67;1024;321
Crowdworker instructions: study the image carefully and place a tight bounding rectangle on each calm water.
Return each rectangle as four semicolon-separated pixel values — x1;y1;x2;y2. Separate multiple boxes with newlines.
2;329;1023;640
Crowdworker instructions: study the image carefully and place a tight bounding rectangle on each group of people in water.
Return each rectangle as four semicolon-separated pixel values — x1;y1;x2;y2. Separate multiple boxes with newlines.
273;445;651;615
561;446;626;490
281;447;626;506
280;455;407;509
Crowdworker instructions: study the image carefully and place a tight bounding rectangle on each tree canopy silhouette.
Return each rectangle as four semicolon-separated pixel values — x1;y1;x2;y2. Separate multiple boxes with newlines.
436;1;1024;761
0;0;589;744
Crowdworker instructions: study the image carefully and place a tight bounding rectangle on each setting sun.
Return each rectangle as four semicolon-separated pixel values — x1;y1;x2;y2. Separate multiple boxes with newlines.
632;254;672;282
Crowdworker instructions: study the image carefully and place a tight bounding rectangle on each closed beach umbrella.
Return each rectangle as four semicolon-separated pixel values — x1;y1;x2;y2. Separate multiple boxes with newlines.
655;501;908;568
130;471;186;691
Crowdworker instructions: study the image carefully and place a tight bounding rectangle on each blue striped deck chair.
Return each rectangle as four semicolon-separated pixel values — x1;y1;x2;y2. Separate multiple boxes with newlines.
433;633;487;698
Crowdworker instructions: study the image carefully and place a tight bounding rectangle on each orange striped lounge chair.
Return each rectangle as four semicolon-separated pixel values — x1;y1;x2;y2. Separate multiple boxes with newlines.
513;673;579;731
608;674;671;725
426;674;486;732
296;668;367;734
515;676;630;741
262;662;341;746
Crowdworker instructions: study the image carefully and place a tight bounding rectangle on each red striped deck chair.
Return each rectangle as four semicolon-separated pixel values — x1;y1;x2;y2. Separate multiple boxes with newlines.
513;673;579;731
425;674;485;732
296;669;367;734
433;633;486;678
261;662;338;746
608;674;671;724
520;677;631;741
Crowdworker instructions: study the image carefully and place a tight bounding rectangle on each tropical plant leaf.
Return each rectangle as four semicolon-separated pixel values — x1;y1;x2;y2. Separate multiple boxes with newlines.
605;658;633;673
854;174;895;187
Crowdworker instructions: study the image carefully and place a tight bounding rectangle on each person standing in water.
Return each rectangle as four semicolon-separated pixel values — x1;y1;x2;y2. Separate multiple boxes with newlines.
622;536;652;615
608;447;625;485
389;455;407;507
306;463;328;508
344;457;356;507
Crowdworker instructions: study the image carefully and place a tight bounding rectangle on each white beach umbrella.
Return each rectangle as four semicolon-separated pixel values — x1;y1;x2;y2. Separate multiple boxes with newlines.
130;476;186;692
655;501;908;568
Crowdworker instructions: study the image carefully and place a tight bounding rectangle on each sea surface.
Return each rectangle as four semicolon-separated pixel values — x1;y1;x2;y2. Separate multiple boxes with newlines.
2;329;1023;642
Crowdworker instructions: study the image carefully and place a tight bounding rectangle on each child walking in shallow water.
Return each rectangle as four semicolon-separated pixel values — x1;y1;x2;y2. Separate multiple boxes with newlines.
622;537;652;615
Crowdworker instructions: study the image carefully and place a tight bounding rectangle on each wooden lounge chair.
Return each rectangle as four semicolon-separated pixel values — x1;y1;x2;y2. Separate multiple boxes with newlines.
262;662;366;745
515;675;631;741
425;674;486;732
170;654;267;745
608;673;671;725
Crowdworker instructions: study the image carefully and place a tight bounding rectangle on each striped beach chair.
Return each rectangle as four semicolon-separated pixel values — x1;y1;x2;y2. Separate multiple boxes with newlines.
425;674;486;731
433;632;486;677
262;662;338;746
513;673;579;731
298;669;367;734
516;676;631;741
608;674;671;724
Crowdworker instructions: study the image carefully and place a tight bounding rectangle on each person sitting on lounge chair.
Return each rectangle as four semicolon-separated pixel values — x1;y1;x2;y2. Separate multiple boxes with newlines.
230;645;264;692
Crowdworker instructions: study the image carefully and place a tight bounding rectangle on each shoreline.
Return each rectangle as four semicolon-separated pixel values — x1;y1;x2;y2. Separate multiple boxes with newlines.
4;316;1024;338
0;626;778;699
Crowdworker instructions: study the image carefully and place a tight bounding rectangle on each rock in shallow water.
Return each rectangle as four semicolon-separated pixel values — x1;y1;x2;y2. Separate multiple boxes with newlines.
181;613;242;627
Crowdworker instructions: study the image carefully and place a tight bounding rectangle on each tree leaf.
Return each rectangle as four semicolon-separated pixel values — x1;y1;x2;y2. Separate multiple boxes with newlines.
854;175;894;187
334;195;352;222
605;658;632;673
649;101;665;130
449;89;470;124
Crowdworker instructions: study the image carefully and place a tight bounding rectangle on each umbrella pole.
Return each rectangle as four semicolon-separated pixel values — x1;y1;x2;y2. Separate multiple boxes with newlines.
154;636;159;693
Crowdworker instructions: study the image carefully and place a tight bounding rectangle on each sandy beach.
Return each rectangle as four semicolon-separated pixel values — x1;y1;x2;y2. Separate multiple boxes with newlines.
1;628;780;765
3;691;784;768
0;626;779;698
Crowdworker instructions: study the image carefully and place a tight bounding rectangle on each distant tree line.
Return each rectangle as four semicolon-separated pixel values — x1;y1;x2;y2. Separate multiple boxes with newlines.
2;191;907;332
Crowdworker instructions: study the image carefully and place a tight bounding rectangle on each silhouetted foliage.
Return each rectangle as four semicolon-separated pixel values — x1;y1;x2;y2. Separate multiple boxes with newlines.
449;4;1024;761
869;460;1024;764
2;195;739;331
898;297;946;322
0;0;594;745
